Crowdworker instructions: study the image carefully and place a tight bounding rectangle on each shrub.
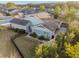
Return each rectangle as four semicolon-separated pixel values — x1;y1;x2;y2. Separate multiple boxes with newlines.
35;43;58;58
38;36;49;41
6;13;11;16
54;14;58;19
30;32;37;38
13;28;25;34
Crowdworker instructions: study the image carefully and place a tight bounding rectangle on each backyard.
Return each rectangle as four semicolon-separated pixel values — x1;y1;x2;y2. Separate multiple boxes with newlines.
0;26;21;58
14;35;42;58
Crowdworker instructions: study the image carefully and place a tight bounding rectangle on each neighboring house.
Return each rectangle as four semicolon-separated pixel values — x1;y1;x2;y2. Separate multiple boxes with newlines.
0;11;10;16
0;12;4;16
13;12;24;18
8;7;17;11
0;7;9;15
0;16;13;26
27;12;51;20
45;7;54;12
0;16;13;20
8;9;24;18
21;8;39;15
59;22;68;33
0;6;8;12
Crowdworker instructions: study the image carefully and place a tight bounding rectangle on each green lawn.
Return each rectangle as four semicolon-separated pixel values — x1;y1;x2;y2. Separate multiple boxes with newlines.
0;26;21;58
14;35;41;58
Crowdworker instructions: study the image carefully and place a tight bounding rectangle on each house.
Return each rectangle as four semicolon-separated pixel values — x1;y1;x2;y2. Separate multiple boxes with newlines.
32;26;54;39
9;15;67;40
25;15;44;26
25;15;55;39
42;19;67;35
0;15;67;40
9;16;55;40
10;18;32;32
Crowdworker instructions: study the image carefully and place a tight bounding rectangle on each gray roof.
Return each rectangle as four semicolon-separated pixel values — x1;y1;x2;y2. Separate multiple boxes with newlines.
10;18;30;26
25;15;44;26
42;20;61;31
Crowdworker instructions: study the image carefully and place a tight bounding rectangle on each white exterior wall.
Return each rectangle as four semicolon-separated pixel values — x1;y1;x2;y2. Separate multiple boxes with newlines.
32;27;54;39
11;23;26;30
0;23;11;27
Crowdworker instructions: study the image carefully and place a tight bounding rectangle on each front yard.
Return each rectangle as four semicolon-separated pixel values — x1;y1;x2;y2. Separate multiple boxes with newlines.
0;26;21;58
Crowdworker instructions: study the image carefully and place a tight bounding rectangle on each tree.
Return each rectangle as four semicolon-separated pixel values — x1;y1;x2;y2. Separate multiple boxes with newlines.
6;2;16;7
56;20;79;57
66;20;79;44
39;5;45;11
65;42;79;58
35;43;59;58
62;3;68;11
6;13;11;16
74;33;79;42
56;32;67;57
30;32;37;38
63;7;76;22
53;6;62;19
24;5;33;10
69;20;79;33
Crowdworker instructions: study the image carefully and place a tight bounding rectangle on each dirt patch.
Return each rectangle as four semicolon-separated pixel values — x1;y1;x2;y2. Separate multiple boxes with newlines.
0;27;21;58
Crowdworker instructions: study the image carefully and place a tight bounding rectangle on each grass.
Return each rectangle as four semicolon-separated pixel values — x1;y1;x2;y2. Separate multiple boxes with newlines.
14;35;41;58
0;19;3;20
0;26;21;58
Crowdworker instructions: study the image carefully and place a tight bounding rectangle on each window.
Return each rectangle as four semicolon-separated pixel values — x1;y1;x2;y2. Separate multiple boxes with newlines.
44;32;46;34
28;26;32;32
